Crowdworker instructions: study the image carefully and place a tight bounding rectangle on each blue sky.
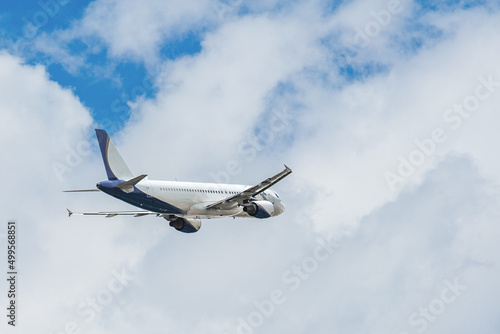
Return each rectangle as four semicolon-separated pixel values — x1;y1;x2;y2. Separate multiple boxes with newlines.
0;0;450;134
0;0;476;133
1;0;205;134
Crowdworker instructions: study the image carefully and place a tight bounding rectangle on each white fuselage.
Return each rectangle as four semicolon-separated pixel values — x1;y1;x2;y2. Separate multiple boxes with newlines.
134;180;285;219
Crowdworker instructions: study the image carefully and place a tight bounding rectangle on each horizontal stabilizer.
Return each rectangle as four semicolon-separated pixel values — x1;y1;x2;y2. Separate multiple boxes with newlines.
63;189;100;192
67;209;160;218
115;174;148;193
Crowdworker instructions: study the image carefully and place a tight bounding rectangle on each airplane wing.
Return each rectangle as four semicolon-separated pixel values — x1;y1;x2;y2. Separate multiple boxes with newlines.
206;165;292;210
67;209;160;218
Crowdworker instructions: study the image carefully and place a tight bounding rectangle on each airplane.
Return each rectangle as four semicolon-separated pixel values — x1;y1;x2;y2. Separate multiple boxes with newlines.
66;129;292;233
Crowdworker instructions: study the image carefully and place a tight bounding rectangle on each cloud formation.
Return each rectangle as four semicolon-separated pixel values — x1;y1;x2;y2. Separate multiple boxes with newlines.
2;1;500;333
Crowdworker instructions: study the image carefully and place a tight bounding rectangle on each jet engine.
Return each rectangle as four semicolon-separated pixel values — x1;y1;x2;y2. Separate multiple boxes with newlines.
167;217;202;233
243;200;275;218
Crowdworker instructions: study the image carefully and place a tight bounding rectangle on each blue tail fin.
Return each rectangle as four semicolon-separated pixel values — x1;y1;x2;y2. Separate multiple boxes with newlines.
95;129;135;181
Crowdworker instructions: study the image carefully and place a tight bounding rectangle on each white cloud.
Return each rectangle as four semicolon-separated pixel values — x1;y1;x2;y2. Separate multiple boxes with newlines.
101;3;500;331
0;52;168;333
119;4;326;180
32;0;218;66
288;7;500;233
81;0;216;62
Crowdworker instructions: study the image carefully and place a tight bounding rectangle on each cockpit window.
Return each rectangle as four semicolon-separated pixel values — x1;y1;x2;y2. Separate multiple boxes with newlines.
275;192;280;198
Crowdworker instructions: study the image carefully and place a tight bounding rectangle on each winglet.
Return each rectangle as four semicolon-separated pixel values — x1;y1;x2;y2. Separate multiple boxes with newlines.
67;209;73;217
95;129;134;181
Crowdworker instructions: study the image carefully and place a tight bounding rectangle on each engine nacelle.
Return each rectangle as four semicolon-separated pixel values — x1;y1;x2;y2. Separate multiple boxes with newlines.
243;200;275;219
167;217;202;233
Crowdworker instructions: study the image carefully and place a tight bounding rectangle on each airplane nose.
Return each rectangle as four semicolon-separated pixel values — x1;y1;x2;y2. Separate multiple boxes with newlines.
274;200;285;216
